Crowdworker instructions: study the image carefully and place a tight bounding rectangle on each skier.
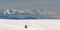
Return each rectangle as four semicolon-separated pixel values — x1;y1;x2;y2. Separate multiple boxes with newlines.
25;25;28;28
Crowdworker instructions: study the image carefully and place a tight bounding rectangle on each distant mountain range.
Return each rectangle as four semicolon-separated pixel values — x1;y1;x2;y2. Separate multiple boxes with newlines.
0;8;60;19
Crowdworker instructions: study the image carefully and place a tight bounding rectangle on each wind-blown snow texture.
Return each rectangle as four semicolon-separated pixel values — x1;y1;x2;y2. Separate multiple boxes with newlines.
0;8;60;19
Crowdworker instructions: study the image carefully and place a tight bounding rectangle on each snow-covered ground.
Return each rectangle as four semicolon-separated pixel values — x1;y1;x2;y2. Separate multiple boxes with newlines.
0;19;60;30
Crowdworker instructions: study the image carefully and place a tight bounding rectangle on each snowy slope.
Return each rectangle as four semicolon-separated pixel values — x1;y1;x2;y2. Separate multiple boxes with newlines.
0;20;60;30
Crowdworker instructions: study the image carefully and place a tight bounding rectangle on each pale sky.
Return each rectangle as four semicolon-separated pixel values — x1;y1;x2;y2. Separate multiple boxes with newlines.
0;0;60;9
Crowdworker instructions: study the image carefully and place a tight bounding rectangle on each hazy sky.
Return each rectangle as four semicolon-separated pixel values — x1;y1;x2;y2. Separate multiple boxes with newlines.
0;0;60;9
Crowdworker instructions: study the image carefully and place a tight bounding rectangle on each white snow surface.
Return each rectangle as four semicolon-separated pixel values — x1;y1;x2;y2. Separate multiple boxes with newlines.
0;19;60;30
